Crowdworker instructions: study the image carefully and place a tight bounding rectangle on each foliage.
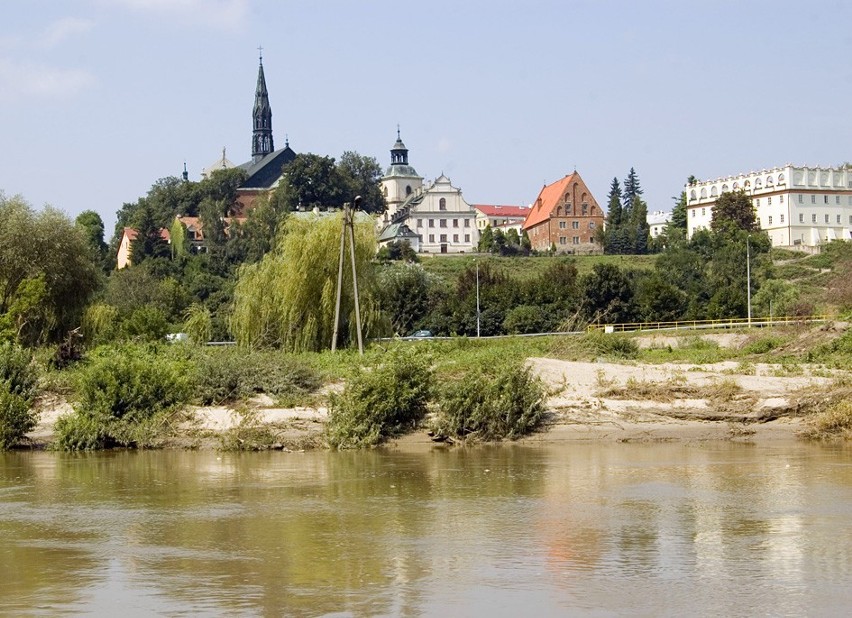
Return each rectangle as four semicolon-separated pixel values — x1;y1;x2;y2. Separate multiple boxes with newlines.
0;343;39;448
75;210;109;270
338;151;386;214
0;193;101;345
602;170;650;255
375;262;434;336
272;153;346;212
130;203;170;265
231;213;381;350
432;359;545;441
55;344;192;450
752;279;800;317
189;347;321;405
579;263;638;324
710;190;759;234
503;304;549;334
183;304;212;345
376;240;419;263
802;399;852;441
326;347;433;448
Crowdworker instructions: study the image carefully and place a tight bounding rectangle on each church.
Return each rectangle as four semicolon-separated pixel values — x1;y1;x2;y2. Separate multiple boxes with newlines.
378;131;479;254
200;51;296;213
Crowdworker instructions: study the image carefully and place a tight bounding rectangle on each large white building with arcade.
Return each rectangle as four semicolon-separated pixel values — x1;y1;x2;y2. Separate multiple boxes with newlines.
687;164;852;248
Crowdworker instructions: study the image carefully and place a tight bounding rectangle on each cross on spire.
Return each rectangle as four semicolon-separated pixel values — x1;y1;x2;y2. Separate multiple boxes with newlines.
257;45;263;63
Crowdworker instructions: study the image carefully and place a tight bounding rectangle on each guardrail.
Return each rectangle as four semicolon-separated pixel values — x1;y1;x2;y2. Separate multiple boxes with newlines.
587;315;832;334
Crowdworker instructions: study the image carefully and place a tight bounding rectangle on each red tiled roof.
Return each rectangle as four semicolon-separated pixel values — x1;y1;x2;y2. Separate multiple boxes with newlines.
123;226;170;242
473;204;531;218
522;173;578;230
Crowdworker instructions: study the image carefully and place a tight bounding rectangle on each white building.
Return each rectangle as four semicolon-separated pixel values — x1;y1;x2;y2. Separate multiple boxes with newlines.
378;131;478;253
648;210;670;238
473;204;531;235
687;164;852;248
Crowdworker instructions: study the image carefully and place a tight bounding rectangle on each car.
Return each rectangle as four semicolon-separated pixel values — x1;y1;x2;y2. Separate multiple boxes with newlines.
409;330;433;339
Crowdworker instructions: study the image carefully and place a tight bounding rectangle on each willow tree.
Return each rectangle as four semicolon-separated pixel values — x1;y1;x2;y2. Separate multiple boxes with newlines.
231;213;385;351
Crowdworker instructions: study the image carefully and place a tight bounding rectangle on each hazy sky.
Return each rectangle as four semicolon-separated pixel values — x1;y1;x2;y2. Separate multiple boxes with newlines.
2;0;850;239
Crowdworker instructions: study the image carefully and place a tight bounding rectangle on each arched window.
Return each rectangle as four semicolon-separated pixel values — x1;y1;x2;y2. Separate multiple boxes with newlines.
778;173;785;183
556;206;563;216
721;184;729;192
710;186;718;197
383;186;388;197
405;185;412;196
439;197;446;210
700;188;707;199
755;178;763;188
690;190;697;200
766;176;774;186
733;182;739;190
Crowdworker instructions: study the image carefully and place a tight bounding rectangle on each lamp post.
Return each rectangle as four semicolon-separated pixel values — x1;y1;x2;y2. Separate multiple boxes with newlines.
746;235;752;327
475;259;481;338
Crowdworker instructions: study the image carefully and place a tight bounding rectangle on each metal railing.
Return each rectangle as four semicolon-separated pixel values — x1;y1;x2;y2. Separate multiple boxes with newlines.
587;315;832;334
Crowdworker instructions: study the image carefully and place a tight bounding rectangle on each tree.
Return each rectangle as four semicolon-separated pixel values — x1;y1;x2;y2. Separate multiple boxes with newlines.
478;226;494;252
230;214;382;350
272;153;346;212
130;203;169;265
579;263;638;325
338;151;386;214
606;177;623;228
628;195;650;255
622;167;643;217
0;193;100;344
711;190;759;234
75;210;108;269
375;262;434;335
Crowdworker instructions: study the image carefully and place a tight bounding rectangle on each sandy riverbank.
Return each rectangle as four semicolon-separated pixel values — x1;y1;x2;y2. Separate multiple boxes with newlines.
29;353;838;448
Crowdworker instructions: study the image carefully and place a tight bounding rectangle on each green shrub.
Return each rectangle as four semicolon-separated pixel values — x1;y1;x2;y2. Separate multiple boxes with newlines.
743;336;784;355
0;343;39;449
586;331;639;359
55;344;191;450
802;400;852;441
432;359;546;442
326;347;433;449
191;348;321;405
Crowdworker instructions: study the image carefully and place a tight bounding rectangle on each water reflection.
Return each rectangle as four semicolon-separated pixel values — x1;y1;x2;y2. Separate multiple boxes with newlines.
2;443;852;615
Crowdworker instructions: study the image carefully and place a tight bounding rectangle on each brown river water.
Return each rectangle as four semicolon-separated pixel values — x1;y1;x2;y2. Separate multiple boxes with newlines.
2;443;852;616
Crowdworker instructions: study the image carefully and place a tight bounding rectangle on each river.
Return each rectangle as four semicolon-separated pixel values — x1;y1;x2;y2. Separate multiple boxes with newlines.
2;442;851;616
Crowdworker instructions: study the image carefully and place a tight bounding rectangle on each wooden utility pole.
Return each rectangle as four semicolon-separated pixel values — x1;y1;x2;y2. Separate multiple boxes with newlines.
331;197;364;354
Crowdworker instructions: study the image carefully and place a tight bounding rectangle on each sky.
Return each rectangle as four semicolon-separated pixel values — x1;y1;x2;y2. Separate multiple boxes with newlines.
2;0;851;240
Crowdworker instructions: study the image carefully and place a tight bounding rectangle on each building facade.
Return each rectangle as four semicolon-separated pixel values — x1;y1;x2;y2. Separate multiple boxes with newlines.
648;210;670;238
473;204;531;235
687;165;852;248
522;171;603;253
379;129;424;224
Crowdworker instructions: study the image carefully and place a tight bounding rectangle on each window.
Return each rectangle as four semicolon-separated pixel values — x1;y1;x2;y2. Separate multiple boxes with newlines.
849;215;852;224
780;214;785;223
768;216;773;225
837;215;842;224
780;195;784;203
837;196;841;204
453;234;459;243
439;219;447;228
798;194;803;204
559;236;567;245
405;185;412;196
768;197;772;205
464;234;470;242
439;198;446;210
824;195;829;204
452;219;458;228
464;219;470;227
572;236;580;245
417;219;422;227
799;214;804;223
811;195;816;204
701;208;706;216
825;214;830;223
572;221;579;229
428;219;434;227
559;221;566;229
849;197;852;206
439;234;447;242
428;234;434;243
581;203;588;215
755;199;760;207
589;221;596;228
812;214;817;223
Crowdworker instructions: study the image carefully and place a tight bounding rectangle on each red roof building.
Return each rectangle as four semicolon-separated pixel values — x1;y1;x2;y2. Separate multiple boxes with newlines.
473;204;531;232
522;171;603;253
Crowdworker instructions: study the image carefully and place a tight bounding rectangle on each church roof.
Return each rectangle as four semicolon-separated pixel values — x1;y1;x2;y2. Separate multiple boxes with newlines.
383;164;421;178
378;223;419;243
238;146;296;189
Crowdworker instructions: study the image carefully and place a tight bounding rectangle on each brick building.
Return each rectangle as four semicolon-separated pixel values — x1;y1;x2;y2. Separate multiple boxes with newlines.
522;171;603;253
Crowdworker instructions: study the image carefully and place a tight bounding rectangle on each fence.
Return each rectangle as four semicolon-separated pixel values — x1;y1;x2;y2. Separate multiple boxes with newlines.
587;315;832;334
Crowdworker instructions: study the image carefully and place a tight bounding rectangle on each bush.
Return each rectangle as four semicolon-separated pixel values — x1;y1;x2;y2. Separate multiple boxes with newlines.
326;347;432;449
191;348;321;405
586;331;639;359
802;400;852;441
55;344;192;450
432;359;546;442
742;336;784;355
0;343;39;449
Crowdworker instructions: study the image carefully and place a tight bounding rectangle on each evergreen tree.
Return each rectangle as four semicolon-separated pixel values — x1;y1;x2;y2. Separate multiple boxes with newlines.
622;167;643;217
478;226;494;253
628;195;650;254
130;203;169;265
606;177;622;227
711;190;759;234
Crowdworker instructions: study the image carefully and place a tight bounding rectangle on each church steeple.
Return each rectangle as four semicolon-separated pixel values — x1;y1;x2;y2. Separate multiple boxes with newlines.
251;48;274;164
390;124;409;166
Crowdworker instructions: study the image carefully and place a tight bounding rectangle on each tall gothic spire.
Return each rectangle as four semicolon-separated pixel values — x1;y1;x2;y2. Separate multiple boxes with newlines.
252;48;274;163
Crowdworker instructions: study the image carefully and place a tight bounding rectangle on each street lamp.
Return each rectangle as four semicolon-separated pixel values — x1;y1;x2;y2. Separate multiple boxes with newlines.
475;259;481;338
746;235;752;327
